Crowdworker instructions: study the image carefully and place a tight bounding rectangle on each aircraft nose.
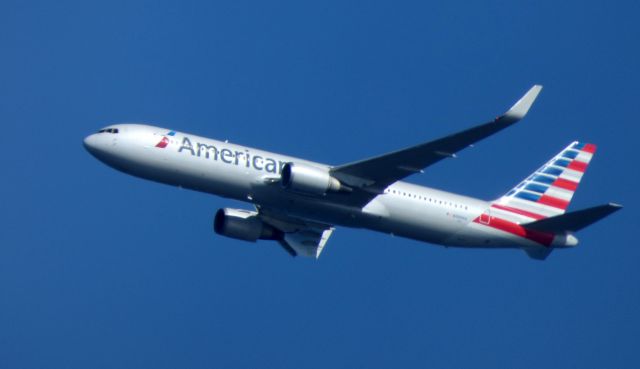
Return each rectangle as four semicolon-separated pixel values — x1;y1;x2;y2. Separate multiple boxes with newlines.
83;134;98;154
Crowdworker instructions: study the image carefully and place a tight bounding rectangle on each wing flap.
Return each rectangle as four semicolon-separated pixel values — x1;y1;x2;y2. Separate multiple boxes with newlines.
280;227;335;258
257;206;335;259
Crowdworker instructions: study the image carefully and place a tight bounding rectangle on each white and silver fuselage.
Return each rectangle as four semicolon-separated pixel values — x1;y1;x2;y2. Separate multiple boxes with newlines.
84;124;574;250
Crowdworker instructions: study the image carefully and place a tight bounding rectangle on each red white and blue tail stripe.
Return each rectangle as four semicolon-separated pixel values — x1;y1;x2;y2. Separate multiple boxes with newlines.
491;141;596;224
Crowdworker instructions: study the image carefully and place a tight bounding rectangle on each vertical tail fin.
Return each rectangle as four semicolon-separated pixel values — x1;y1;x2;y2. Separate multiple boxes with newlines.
491;142;597;223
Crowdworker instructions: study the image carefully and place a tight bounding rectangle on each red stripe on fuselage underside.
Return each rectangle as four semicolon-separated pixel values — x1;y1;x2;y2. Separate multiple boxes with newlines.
473;216;554;246
582;143;597;153
567;160;588;172
538;195;569;210
551;178;578;191
490;204;546;220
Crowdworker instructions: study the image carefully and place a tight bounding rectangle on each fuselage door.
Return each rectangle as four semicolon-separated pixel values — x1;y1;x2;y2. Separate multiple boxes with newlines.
479;210;491;225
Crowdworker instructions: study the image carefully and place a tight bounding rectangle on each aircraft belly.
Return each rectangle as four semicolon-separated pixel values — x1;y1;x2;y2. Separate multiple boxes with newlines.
377;198;467;244
166;151;252;199
250;187;360;226
250;187;484;247
444;222;541;248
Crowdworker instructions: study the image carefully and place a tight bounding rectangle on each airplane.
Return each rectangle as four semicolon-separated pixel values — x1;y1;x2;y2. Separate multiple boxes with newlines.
83;85;621;260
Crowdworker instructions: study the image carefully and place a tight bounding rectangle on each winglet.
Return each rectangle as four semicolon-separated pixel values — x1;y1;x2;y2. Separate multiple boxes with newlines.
504;85;543;120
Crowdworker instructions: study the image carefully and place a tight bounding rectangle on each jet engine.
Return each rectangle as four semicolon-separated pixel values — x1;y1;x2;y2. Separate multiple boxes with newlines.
213;208;281;242
281;162;345;195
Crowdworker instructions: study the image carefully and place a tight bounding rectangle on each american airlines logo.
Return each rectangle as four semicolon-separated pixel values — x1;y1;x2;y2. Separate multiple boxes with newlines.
177;136;286;174
155;130;176;148
155;137;169;148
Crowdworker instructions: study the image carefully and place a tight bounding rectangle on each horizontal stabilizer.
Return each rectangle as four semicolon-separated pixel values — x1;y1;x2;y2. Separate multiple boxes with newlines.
523;203;622;233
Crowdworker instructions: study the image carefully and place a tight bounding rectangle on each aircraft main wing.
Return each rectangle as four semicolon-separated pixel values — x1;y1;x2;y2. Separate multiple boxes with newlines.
256;206;335;258
330;85;543;200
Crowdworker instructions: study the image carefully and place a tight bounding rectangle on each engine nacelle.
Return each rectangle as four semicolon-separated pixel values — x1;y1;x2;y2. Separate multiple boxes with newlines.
213;208;281;242
281;162;343;195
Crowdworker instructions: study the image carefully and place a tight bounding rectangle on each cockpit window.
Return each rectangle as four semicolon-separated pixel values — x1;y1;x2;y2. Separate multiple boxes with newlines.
98;128;119;134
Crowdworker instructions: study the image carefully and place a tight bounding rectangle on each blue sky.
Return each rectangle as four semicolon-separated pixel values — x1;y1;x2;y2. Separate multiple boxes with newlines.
1;1;638;368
